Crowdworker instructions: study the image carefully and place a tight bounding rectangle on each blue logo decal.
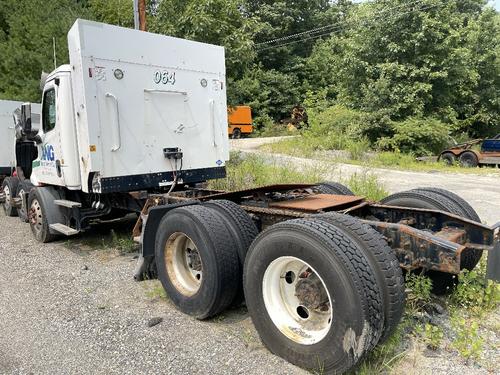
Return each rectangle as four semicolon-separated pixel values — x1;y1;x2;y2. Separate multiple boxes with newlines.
41;145;55;161
216;160;223;166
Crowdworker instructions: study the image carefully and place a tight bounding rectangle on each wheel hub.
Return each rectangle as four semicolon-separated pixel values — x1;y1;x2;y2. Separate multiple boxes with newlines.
165;232;203;296
295;273;329;310
262;256;333;345
186;248;202;272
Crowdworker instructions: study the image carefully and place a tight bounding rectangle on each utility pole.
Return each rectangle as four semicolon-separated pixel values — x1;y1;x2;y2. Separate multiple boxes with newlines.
133;0;147;31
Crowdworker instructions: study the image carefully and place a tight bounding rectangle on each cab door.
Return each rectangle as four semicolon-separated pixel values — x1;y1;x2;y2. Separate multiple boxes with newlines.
33;76;81;189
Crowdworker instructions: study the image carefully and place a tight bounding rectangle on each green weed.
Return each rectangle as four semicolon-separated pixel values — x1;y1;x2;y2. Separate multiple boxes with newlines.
208;152;324;191
343;172;388;201
405;273;432;312
451;268;500;313
422;323;444;350
451;314;483;362
110;229;137;253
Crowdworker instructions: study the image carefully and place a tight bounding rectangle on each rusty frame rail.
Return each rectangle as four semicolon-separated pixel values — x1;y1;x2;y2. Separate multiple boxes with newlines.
137;184;500;277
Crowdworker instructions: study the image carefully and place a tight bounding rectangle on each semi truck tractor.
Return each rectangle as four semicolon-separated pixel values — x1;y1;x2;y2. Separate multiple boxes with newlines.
0;100;20;178
1;19;499;375
2;19;229;237
0;100;40;216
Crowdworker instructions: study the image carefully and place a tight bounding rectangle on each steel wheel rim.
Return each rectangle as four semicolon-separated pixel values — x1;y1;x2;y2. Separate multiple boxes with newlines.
262;256;333;345
18;188;26;217
3;185;11;209
165;232;203;296
30;199;43;236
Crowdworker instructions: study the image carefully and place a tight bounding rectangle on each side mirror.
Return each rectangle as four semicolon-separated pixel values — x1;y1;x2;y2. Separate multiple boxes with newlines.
34;134;43;145
21;103;32;134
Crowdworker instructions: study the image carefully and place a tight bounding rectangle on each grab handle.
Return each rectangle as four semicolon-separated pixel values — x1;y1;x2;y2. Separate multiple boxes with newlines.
105;92;121;152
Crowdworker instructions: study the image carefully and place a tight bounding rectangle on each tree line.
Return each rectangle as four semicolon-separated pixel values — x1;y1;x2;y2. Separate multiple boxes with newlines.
0;0;498;153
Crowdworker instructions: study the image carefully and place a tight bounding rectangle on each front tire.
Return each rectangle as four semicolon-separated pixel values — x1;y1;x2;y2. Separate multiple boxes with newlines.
27;187;64;243
244;219;382;373
2;177;19;217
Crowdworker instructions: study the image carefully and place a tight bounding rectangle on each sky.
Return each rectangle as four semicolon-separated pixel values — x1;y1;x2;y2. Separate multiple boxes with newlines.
354;0;500;11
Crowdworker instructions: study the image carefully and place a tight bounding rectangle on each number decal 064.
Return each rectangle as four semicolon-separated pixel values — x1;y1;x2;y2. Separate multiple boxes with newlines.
154;70;176;85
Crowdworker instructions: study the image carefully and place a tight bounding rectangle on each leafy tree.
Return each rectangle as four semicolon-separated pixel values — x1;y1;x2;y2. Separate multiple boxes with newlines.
0;0;88;101
149;0;257;79
86;0;134;28
305;0;500;138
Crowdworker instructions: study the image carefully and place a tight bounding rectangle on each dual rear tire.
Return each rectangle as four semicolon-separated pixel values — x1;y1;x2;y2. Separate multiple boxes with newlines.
244;217;404;373
155;200;404;373
154;201;258;319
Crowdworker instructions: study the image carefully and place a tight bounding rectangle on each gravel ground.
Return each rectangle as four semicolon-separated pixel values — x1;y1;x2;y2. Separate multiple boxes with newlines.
0;211;304;375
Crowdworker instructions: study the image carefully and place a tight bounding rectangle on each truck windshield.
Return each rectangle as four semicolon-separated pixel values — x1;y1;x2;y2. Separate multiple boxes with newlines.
42;88;56;133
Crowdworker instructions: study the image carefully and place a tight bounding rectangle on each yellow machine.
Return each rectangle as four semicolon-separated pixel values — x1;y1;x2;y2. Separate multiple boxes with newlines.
228;106;253;138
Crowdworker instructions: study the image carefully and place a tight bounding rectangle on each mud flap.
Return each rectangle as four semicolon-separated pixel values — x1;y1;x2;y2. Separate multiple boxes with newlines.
486;242;500;282
133;254;157;281
133;200;198;281
486;222;500;282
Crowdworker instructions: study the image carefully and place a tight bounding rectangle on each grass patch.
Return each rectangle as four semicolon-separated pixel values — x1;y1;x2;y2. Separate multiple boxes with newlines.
144;280;168;300
263;136;500;175
353;321;409;375
65;226;138;254
209;152;388;202
342;172;388;201
208;152;325;191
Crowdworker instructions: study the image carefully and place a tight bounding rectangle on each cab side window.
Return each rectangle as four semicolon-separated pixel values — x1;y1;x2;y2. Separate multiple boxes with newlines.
42;88;56;133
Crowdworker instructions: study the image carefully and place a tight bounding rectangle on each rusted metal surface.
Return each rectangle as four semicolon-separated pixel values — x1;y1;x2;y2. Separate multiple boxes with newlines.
197;184;317;203
362;220;465;274
366;204;497;249
269;194;363;212
136;184;500;276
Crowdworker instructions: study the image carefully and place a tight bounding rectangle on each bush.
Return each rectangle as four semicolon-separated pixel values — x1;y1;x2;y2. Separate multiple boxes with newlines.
309;104;367;139
377;117;450;156
344;172;388;201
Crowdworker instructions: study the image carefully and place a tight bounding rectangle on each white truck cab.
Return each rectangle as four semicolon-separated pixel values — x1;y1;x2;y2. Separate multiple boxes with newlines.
32;19;229;194
5;19;230;241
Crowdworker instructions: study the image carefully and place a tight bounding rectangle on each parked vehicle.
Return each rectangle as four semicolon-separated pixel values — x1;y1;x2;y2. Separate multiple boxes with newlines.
0;100;40;216
0;100;25;177
439;134;500;167
228;105;253;138
1;19;228;235
1;19;498;375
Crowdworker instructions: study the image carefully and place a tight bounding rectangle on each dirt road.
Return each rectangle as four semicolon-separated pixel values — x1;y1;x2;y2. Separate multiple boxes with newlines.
231;138;500;225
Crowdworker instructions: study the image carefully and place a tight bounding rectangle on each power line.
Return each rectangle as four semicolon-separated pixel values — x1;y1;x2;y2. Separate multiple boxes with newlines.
256;0;427;46
257;0;438;52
